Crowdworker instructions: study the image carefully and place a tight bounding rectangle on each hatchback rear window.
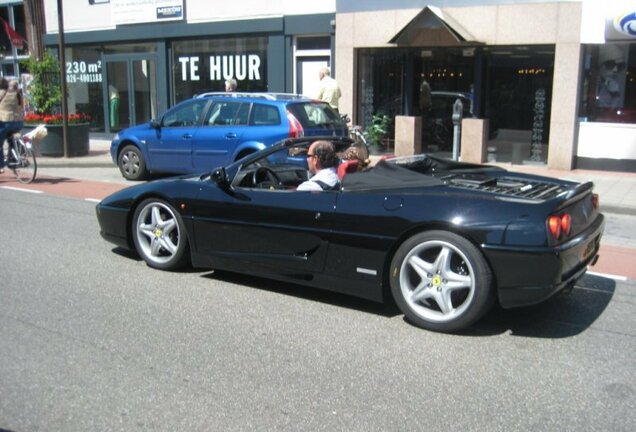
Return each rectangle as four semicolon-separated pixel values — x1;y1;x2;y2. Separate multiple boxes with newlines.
287;102;344;129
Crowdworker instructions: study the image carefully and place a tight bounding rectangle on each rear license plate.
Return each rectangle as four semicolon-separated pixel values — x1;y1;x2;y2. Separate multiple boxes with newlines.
581;237;597;261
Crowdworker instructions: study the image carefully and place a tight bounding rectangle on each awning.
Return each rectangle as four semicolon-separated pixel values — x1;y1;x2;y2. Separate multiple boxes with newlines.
389;6;480;47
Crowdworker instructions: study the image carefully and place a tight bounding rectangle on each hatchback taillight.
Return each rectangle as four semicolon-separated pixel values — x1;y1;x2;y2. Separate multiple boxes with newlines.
287;112;304;138
548;213;572;240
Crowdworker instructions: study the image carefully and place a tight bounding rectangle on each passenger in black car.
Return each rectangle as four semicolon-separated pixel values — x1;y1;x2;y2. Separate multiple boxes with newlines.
297;140;339;191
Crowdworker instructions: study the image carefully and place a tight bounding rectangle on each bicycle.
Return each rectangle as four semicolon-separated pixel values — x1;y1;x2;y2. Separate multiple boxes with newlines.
2;131;37;184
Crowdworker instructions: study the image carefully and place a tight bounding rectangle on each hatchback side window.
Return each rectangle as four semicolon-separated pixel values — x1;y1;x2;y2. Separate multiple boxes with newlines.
162;100;208;127
251;104;281;126
206;101;243;126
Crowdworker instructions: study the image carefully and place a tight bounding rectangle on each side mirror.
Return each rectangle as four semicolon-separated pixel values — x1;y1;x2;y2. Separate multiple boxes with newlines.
150;119;160;129
211;167;231;189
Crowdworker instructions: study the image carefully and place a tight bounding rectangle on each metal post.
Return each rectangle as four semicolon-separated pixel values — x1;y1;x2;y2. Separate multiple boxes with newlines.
56;0;69;158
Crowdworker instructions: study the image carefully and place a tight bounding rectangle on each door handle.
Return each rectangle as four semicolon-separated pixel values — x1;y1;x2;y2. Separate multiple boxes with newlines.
182;133;192;139
225;133;237;139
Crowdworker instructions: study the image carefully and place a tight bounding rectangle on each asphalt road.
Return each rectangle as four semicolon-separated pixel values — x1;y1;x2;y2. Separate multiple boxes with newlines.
1;189;635;432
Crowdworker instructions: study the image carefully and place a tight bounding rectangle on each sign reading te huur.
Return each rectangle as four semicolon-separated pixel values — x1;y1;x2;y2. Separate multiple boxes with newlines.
177;54;262;82
112;0;184;25
605;5;636;40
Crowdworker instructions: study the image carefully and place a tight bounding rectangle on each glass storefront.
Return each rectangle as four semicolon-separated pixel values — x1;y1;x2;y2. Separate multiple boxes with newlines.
357;47;474;153
171;37;268;103
36;37;269;132
579;43;636;125
57;43;158;132
357;45;554;162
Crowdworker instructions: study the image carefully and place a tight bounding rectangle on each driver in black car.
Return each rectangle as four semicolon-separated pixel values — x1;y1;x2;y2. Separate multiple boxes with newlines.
297;140;340;191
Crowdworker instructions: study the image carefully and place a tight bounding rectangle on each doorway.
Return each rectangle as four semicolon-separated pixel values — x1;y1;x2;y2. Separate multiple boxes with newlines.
103;54;158;133
296;56;329;98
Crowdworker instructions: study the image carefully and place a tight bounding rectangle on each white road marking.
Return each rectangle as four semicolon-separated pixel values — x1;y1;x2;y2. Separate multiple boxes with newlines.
586;271;628;281
1;186;44;194
85;198;101;203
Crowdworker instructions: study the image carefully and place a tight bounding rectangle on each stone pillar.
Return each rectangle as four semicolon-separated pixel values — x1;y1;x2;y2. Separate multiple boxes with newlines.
547;41;583;170
394;116;422;157
460;118;489;163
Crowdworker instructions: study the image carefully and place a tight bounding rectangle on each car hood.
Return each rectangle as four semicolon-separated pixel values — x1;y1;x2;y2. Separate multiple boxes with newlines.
116;122;154;139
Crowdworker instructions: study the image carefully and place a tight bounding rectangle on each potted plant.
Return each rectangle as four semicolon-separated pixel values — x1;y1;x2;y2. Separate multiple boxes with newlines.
363;113;391;152
21;53;90;157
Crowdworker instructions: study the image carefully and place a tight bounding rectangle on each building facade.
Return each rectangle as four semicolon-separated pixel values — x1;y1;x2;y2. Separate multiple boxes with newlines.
40;0;336;134
336;0;636;171
22;0;636;171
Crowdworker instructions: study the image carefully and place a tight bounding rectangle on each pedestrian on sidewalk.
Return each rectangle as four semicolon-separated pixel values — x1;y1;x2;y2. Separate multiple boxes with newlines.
316;67;341;113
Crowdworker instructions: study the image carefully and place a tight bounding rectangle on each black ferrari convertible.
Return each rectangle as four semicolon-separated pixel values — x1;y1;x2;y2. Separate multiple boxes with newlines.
96;137;605;332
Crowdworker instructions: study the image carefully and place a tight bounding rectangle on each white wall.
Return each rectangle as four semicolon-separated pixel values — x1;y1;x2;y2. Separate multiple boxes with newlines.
45;0;115;33
44;0;335;33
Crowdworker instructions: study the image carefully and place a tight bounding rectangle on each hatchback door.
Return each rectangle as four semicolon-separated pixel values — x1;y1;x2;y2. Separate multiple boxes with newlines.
147;99;209;172
192;100;248;170
229;102;291;154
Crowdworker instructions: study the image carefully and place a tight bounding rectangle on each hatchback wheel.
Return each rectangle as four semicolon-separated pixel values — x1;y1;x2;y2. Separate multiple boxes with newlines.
119;145;147;180
390;230;494;332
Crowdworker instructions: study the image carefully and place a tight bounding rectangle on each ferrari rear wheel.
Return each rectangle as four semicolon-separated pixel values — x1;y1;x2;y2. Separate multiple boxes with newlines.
132;198;190;270
390;230;494;332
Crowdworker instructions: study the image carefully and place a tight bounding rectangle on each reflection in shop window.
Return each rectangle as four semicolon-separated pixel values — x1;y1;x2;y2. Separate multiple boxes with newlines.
580;43;635;124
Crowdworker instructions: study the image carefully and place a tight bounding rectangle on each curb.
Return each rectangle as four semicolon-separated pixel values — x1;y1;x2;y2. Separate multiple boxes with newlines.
37;160;115;169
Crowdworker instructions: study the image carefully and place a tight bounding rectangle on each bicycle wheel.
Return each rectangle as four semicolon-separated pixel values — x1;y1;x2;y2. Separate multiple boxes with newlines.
11;138;37;184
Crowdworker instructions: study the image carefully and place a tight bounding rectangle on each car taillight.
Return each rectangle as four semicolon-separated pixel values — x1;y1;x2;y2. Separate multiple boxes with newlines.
548;213;572;240
287;112;304;138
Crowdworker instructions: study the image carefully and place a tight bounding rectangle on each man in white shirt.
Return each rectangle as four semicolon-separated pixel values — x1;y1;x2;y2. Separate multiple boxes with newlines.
297;140;340;191
316;67;341;112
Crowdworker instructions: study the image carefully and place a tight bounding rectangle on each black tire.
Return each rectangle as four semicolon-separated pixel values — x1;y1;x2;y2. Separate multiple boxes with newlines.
118;144;147;181
389;230;494;333
132;198;190;270
12;138;37;184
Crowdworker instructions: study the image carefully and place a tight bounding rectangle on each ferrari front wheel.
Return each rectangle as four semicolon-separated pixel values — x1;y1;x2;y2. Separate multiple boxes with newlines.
390;231;494;333
132;198;190;270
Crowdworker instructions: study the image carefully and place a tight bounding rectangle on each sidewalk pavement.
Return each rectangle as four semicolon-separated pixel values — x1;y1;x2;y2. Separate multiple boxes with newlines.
36;136;636;215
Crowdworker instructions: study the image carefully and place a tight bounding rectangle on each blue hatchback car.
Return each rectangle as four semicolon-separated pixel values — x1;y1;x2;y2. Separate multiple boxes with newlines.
111;93;347;180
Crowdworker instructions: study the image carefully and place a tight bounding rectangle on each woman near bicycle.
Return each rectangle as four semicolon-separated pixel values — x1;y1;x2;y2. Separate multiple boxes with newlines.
0;77;25;174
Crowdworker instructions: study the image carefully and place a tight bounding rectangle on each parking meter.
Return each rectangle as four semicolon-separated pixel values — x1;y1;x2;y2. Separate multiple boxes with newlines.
452;98;464;160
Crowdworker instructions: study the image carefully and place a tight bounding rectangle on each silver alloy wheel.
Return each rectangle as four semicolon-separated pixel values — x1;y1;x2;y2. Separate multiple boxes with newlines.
135;201;181;265
121;148;141;178
398;240;475;323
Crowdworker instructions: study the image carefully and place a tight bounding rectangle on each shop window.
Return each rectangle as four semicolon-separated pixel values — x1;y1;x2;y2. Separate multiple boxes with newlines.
172;37;268;103
580;44;636;124
0;4;27;58
483;46;554;164
357;47;474;153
